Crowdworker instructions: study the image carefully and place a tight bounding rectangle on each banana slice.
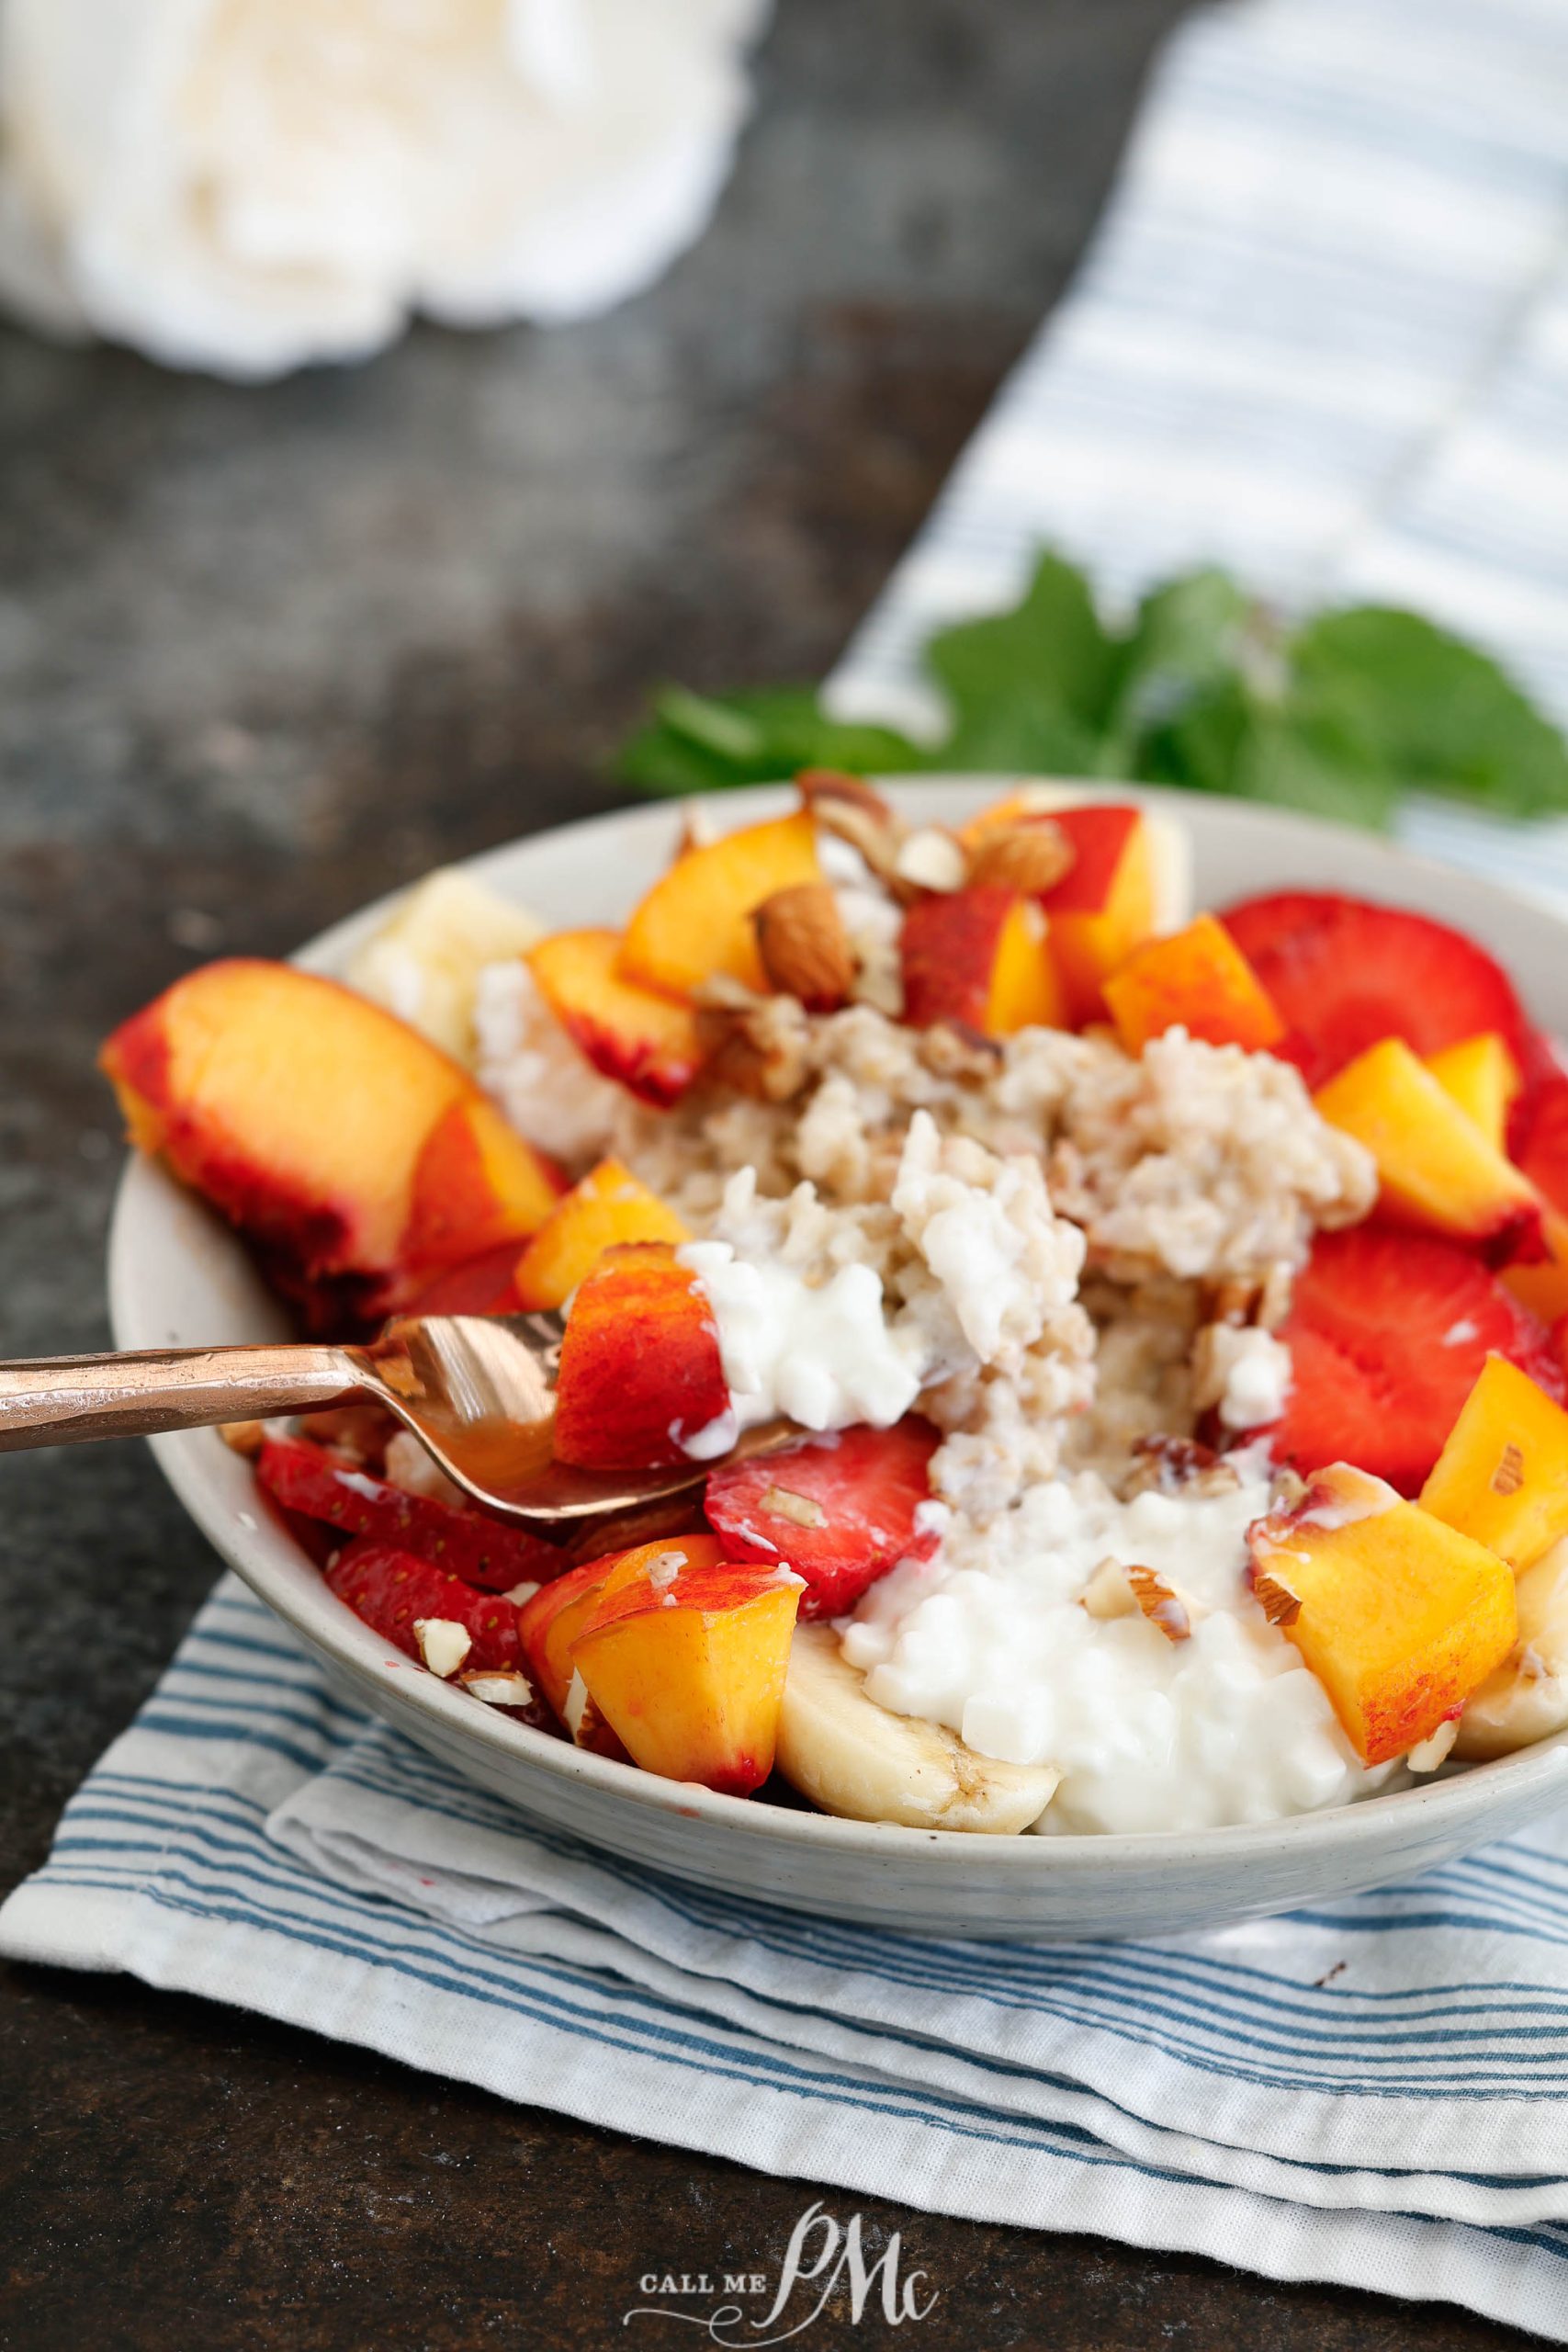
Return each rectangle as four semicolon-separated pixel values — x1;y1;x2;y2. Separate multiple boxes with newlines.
346;869;543;1062
776;1623;1060;1834
987;781;1192;933
1455;1536;1568;1759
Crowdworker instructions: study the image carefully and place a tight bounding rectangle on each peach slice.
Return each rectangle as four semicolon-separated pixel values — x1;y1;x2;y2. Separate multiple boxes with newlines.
1037;804;1159;1023
1424;1033;1522;1154
619;810;821;998
513;1157;690;1312
1102;912;1284;1055
569;1555;802;1794
1419;1355;1568;1572
899;888;1065;1035
1247;1463;1517;1764
518;1533;721;1748
551;1241;728;1470
101;958;488;1317
1314;1037;1545;1263
525;929;703;1108
399;1096;563;1283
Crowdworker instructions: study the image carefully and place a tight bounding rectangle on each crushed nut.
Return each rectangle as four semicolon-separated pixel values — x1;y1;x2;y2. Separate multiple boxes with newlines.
761;1484;829;1530
1406;1719;1460;1773
797;768;907;886
894;827;968;895
458;1669;536;1706
1251;1566;1303;1629
695;992;813;1102
754;881;855;1012
1080;1555;1192;1641
412;1618;472;1679
965;819;1075;895
918;1021;1006;1083
1123;1434;1241;1500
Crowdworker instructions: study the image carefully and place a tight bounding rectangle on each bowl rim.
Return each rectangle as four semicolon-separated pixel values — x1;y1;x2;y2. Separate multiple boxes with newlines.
108;775;1568;1876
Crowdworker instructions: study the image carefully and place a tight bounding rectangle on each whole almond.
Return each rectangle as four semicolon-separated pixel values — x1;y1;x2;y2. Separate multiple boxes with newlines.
966;819;1075;895
754;881;855;1012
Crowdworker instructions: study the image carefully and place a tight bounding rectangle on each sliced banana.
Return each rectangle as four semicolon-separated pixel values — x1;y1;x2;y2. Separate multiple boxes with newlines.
987;781;1192;933
776;1623;1060;1834
346;868;543;1062
1455;1536;1568;1760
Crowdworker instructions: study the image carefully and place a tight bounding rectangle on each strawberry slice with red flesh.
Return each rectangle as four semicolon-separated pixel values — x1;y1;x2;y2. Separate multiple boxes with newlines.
257;1435;561;1592
1263;1227;1563;1496
1513;1057;1568;1214
1219;891;1542;1095
325;1535;526;1671
705;1418;941;1619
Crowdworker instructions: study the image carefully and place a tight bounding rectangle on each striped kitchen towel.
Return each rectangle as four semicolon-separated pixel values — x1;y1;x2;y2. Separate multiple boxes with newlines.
12;0;1568;2335
829;0;1568;910
7;1576;1568;2339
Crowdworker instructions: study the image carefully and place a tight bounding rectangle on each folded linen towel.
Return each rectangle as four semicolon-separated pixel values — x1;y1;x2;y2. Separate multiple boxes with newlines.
6;1578;1568;2338
12;0;1568;2335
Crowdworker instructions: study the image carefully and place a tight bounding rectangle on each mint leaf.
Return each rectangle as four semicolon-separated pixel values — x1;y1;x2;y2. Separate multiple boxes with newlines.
924;552;1118;741
1291;607;1568;818
616;684;922;797
1107;569;1251;756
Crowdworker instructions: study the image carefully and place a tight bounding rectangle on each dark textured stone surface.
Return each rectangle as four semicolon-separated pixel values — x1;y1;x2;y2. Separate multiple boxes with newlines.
0;3;1533;2344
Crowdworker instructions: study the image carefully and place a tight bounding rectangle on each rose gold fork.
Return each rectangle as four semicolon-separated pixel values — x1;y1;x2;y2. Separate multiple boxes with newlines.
0;1310;794;1526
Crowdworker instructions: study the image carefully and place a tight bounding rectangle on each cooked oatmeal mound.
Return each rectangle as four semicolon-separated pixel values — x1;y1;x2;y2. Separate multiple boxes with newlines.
483;973;1376;1525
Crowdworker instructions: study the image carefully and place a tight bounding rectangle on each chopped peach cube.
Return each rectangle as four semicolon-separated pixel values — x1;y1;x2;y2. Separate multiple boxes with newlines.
620;811;821;999
570;1556;802;1793
1314;1037;1544;1263
1247;1463;1517;1764
1037;804;1158;1023
1419;1355;1568;1571
1424;1033;1522;1154
513;1157;690;1312
518;1534;722;1730
526;929;704;1107
1103;912;1285;1055
900;888;1065;1035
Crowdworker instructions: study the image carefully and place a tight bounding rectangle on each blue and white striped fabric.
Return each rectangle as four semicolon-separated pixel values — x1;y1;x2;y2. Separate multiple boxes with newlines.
12;0;1568;2334
828;0;1568;910
9;1576;1568;2337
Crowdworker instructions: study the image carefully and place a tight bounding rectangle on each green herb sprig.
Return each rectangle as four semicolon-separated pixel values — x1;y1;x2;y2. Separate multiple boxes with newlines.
615;552;1568;828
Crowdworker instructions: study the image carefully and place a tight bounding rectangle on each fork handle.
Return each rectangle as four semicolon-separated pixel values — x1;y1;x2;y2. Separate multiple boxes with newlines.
0;1342;367;1451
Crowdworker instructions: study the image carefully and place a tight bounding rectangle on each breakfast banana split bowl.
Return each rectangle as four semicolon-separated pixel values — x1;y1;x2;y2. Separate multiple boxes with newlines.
104;780;1568;1938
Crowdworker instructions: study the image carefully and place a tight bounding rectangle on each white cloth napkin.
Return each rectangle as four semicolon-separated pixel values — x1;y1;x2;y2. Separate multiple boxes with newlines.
12;0;1568;2335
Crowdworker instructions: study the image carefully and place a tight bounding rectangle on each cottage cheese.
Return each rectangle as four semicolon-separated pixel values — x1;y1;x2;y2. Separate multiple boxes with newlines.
843;1459;1393;1834
474;959;622;1165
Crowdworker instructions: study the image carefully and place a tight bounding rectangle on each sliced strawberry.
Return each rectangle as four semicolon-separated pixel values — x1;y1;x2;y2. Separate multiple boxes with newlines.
704;1418;941;1618
257;1435;562;1591
1219;891;1539;1093
1263;1227;1563;1495
1512;1058;1568;1215
325;1534;525;1670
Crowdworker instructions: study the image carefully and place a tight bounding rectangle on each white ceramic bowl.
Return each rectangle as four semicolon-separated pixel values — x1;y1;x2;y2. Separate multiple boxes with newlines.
108;780;1568;1939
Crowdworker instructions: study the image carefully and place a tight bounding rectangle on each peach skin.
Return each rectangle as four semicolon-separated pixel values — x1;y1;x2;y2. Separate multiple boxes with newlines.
1103;912;1284;1055
1314;1037;1545;1263
513;1157;691;1313
619;811;820;998
526;929;704;1108
1247;1464;1517;1765
569;1555;802;1794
